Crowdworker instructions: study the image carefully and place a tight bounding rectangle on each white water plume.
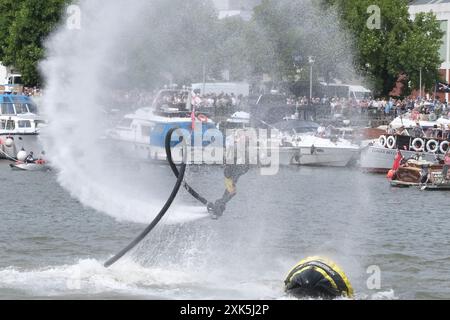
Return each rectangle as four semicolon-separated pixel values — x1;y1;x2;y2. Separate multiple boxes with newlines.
40;0;358;223
40;0;213;224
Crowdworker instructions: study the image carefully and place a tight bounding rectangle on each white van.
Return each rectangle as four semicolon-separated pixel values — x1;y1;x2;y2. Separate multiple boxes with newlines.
1;63;22;86
321;83;371;101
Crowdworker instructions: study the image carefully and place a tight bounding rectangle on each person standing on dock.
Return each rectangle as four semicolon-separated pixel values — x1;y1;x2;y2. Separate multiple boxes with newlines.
443;150;450;179
398;126;409;136
412;122;424;138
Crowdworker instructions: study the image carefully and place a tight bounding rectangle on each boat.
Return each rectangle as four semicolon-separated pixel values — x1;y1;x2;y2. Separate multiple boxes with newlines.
390;115;450;130
290;134;360;167
272;120;361;167
10;160;50;171
388;157;450;190
0;93;45;160
360;121;450;172
107;89;217;163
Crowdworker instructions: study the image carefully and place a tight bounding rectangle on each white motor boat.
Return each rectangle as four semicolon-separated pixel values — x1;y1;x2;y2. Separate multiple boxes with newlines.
390;115;450;130
0;93;45;160
288;134;360;167
107;89;216;162
360;118;450;172
271;120;361;167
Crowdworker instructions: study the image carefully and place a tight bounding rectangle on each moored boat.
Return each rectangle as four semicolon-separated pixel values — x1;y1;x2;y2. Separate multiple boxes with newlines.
0;93;45;160
387;151;450;190
360;130;449;172
107;89;217;163
272;120;361;167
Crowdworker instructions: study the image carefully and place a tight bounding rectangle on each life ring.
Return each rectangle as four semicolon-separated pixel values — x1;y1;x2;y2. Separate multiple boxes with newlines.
378;135;387;148
411;138;424;152
197;114;208;122
426;139;439;153
440;141;449;154
386;136;396;149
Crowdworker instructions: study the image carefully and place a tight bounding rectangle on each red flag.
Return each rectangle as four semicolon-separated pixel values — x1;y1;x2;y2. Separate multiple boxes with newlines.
392;150;403;171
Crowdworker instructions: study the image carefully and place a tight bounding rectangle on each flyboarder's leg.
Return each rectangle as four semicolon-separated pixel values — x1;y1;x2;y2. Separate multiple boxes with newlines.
207;164;249;219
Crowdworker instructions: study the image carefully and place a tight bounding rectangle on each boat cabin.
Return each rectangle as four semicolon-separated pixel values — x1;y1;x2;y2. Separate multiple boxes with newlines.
0;94;38;115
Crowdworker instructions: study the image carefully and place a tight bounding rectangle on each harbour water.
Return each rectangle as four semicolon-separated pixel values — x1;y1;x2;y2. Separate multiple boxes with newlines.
0;160;449;300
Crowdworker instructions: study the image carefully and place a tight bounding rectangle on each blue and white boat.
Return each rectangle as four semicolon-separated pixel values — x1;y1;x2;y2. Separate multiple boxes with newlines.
108;89;216;162
0;93;46;160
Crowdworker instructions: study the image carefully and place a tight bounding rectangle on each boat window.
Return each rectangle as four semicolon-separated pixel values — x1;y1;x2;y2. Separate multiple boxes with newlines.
18;120;32;128
0;120;6;129
1;96;12;103
26;103;38;114
141;126;153;137
6;120;15;130
15;104;29;114
35;120;46;128
119;118;133;128
1;103;15;115
11;96;25;103
152;125;164;135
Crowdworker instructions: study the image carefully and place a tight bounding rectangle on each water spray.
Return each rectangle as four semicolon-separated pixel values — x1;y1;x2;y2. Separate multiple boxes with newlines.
105;127;217;267
104;128;189;267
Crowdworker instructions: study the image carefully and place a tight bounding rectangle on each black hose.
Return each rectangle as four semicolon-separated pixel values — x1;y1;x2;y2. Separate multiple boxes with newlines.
104;128;187;268
166;135;209;206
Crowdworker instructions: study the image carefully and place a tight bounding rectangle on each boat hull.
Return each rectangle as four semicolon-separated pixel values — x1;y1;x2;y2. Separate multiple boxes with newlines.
360;146;439;173
10;163;50;171
0;134;43;160
291;146;359;167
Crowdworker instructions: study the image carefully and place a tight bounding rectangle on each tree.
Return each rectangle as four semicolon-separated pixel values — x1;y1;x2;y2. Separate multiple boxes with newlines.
108;0;220;90
250;0;356;90
0;0;23;59
327;0;443;96
0;0;69;86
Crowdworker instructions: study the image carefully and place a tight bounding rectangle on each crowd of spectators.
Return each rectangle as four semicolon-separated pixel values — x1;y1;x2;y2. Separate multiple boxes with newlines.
19;85;450;124
286;95;450;121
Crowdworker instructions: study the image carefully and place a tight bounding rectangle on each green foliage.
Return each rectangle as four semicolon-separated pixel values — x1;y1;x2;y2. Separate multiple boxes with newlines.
0;0;444;96
329;0;444;96
0;0;69;86
249;0;360;90
0;0;22;59
111;0;220;89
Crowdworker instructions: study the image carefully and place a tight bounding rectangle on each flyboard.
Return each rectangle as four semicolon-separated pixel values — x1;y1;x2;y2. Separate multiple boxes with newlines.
104;128;217;267
166;205;210;224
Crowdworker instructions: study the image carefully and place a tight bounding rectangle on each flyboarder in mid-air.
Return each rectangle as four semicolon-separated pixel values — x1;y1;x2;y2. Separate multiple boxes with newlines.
207;163;249;219
207;129;250;219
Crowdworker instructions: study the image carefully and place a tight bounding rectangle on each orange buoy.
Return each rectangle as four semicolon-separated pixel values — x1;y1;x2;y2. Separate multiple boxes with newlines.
386;169;395;180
